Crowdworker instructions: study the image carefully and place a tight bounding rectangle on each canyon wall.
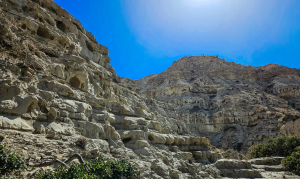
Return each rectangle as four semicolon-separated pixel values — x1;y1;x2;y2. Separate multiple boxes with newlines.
0;0;299;178
0;0;221;178
134;56;300;151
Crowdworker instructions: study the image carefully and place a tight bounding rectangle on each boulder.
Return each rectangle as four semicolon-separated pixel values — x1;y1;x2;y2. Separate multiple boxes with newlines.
36;124;46;134
45;122;75;136
0;116;34;131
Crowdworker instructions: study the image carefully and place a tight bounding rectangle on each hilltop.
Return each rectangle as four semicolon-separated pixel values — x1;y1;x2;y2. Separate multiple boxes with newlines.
125;55;300;151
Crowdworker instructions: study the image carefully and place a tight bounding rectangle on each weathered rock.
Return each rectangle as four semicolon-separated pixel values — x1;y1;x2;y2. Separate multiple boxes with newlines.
280;118;300;137
249;157;284;166
193;151;221;164
0;0;299;178
0;116;34;131
132;56;300;151
84;139;110;153
215;159;251;169
151;159;169;178
212;158;300;178
36;124;45;134
45;122;75;136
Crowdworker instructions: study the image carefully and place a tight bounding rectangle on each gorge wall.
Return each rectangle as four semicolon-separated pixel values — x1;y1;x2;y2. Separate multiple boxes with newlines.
0;0;300;178
132;56;300;151
0;0;221;178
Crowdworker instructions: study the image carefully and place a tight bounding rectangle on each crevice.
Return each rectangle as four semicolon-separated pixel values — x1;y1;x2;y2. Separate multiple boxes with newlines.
37;26;54;40
122;137;132;144
85;40;94;52
73;22;83;32
70;76;81;88
22;6;29;12
21;24;27;30
56;21;66;32
148;135;154;141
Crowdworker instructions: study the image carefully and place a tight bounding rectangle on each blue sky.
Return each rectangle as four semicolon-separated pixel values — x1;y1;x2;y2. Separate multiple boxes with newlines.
55;0;300;79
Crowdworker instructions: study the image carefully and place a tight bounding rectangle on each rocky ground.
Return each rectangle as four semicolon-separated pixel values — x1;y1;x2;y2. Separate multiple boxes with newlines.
0;0;299;178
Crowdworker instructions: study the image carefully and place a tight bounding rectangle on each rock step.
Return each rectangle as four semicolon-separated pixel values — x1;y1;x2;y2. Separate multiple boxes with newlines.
215;159;251;170
260;171;300;179
193;151;222;164
252;164;288;172
250;157;284;165
219;169;263;178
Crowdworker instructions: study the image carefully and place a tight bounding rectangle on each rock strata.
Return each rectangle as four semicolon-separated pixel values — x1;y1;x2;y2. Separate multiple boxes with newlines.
0;0;218;178
0;0;299;178
134;56;300;151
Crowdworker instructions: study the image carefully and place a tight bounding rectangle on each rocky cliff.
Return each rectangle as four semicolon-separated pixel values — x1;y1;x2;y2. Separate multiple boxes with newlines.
135;55;300;151
0;0;299;178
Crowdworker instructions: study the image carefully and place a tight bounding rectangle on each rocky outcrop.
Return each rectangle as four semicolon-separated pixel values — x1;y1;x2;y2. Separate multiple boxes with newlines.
0;0;299;178
0;0;221;178
212;157;299;178
135;56;300;151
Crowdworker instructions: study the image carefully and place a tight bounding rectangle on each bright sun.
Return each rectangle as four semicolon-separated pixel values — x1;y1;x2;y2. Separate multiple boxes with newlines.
184;0;214;7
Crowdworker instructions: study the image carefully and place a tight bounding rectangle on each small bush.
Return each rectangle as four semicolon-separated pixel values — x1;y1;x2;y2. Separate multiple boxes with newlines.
0;144;27;175
282;146;300;175
36;157;140;179
223;149;247;160
247;136;300;159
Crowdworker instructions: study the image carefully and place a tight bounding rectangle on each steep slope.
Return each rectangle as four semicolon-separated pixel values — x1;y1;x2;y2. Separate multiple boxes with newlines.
120;77;140;92
136;55;300;151
0;0;222;178
0;0;299;178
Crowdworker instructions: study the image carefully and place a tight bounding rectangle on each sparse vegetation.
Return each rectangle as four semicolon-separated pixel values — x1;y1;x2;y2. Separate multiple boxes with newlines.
247;136;300;176
0;144;27;175
246;136;300;159
0;140;141;179
36;157;141;179
282;146;300;175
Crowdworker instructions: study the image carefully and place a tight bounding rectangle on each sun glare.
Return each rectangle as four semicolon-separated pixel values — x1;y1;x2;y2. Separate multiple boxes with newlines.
183;0;214;7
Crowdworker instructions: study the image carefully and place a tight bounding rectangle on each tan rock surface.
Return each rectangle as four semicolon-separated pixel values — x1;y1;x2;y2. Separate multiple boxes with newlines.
0;0;299;178
0;0;218;178
134;56;300;151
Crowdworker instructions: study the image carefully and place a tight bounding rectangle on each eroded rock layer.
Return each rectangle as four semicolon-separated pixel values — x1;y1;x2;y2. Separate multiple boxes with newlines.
135;56;300;151
0;0;221;178
0;0;299;178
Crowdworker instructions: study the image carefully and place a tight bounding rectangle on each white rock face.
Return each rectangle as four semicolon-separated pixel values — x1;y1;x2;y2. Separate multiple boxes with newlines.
133;56;300;151
0;0;221;178
0;116;34;131
0;0;299;178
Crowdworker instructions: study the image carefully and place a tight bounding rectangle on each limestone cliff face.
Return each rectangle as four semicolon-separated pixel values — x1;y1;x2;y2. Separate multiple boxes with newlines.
136;56;300;151
1;0;299;178
0;0;223;178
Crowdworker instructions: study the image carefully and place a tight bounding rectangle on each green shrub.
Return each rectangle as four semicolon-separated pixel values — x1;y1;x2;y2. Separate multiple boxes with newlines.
247;136;300;159
282;146;300;175
36;157;141;179
0;144;27;175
